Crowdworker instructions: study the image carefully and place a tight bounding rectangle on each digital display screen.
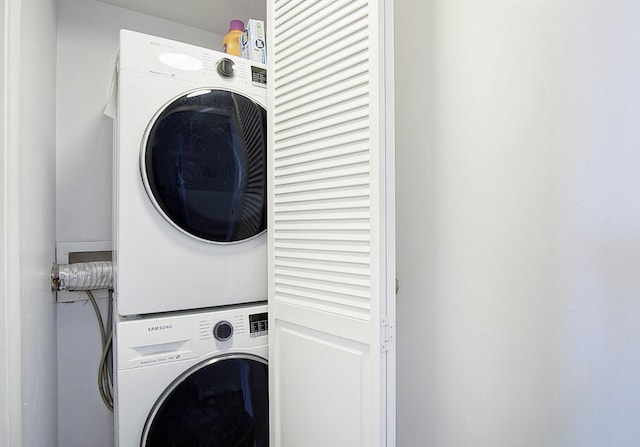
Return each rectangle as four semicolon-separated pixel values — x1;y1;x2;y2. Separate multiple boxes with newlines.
251;66;267;87
249;312;268;337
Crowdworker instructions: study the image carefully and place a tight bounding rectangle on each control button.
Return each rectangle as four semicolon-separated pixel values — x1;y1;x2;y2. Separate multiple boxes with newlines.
213;320;234;341
216;58;235;78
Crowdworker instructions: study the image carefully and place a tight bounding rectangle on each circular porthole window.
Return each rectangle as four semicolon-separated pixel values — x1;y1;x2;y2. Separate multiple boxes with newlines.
141;354;269;446
141;89;267;243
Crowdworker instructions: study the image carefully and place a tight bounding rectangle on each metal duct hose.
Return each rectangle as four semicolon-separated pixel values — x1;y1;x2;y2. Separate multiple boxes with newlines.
51;261;113;291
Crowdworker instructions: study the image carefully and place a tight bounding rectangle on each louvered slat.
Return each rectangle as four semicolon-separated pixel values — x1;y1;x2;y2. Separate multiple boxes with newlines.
272;0;373;322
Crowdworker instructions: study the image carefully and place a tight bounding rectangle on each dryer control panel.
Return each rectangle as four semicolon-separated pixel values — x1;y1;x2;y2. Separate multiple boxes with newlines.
119;29;268;99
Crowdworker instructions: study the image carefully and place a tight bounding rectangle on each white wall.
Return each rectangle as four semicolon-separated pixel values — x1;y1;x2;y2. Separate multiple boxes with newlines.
56;0;224;244
395;0;437;443
396;0;640;446
18;0;59;445
55;0;221;445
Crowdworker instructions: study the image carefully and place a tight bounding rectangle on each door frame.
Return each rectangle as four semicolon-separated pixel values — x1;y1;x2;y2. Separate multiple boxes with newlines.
0;0;23;445
382;1;396;443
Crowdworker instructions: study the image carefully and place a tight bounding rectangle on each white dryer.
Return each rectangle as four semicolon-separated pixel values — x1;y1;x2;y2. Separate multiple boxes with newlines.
114;303;269;446
114;30;268;316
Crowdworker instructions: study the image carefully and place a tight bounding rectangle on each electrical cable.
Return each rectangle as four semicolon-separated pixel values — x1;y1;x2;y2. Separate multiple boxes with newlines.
106;290;114;390
85;289;114;411
98;332;113;412
86;289;106;344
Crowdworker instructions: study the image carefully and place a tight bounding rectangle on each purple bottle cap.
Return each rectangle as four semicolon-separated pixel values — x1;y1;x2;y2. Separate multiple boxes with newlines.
229;20;244;31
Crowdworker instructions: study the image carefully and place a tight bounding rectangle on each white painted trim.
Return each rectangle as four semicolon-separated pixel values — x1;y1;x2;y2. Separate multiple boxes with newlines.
382;1;396;444
0;0;22;445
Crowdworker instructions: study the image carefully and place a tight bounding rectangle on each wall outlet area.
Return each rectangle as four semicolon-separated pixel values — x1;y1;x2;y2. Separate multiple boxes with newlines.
55;241;113;303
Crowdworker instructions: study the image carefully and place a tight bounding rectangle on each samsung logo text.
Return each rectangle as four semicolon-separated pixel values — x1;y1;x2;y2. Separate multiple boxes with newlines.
148;324;173;332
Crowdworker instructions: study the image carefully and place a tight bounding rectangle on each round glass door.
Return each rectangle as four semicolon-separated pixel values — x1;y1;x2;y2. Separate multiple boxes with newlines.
141;89;267;243
141;354;268;446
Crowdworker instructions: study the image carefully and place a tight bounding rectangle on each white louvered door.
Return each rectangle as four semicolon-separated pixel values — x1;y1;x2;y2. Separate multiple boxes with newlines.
267;1;395;446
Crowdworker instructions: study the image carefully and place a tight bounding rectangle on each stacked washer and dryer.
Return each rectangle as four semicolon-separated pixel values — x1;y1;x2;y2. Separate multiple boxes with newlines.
113;30;269;446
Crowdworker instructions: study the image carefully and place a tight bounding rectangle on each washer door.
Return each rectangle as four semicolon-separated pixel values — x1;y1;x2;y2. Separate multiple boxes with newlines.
141;89;267;243
141;354;268;446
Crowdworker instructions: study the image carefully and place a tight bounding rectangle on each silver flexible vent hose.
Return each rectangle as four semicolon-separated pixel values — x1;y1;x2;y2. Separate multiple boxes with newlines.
51;261;113;291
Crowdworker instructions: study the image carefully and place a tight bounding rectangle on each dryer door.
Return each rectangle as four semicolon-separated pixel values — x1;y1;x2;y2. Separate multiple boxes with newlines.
141;89;267;243
141;354;268;446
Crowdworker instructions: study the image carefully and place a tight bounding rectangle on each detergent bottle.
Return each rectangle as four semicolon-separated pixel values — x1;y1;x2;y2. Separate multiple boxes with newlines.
222;20;244;56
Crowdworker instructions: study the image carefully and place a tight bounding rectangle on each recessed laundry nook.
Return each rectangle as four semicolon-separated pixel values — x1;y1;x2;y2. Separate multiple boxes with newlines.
2;1;640;447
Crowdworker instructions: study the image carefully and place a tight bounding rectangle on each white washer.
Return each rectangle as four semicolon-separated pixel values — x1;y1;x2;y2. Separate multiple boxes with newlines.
114;30;268;316
114;303;269;446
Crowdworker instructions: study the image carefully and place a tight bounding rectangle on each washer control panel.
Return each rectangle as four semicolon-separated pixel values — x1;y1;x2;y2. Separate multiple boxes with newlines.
117;304;268;370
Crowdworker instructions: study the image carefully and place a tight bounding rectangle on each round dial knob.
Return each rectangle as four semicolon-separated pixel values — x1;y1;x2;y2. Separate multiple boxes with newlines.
213;320;234;341
216;58;235;78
